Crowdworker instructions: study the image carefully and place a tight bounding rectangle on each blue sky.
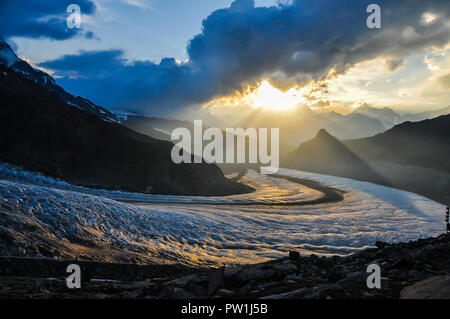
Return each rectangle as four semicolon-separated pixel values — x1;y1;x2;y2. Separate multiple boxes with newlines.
10;0;279;63
1;0;449;116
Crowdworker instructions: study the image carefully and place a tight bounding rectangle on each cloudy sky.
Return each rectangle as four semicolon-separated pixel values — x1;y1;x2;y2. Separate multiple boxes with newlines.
1;0;449;116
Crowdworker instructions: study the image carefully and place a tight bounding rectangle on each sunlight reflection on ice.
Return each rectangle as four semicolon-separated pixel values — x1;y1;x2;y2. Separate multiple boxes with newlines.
0;166;446;266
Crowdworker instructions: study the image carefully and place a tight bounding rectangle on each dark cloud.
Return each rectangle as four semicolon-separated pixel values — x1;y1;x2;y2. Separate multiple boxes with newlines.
40;51;210;115
40;0;450;115
41;50;126;78
0;0;96;40
385;58;405;72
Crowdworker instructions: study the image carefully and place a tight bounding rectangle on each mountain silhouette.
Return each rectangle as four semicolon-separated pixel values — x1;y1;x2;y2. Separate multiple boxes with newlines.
0;64;251;196
287;115;450;204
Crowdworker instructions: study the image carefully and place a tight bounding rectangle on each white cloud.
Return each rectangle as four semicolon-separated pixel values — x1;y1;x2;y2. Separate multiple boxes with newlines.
424;55;441;71
120;0;151;9
422;12;437;24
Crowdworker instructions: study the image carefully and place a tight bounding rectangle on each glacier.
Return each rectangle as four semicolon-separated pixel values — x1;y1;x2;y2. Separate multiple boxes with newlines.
0;163;446;266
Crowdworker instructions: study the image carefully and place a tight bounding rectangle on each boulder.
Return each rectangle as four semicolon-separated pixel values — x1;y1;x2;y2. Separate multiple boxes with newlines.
261;288;308;299
207;267;224;296
233;268;276;282
273;262;298;275
289;251;300;260
215;289;235;298
375;241;389;249
400;276;450;299
337;271;367;288
391;256;413;269
163;287;195;299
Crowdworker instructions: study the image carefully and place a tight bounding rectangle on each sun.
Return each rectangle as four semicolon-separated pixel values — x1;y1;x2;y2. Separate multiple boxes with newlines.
203;80;308;113
247;80;305;111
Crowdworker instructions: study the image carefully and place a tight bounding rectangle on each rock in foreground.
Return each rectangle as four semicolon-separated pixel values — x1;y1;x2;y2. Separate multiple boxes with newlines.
0;234;449;299
400;276;450;299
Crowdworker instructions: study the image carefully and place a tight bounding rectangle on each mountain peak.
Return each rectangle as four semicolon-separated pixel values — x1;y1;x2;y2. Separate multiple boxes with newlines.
315;128;335;140
353;104;400;129
355;104;397;115
288;126;362;171
0;37;20;67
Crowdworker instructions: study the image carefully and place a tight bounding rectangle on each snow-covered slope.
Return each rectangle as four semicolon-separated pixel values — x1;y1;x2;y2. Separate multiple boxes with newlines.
0;164;445;266
0;39;20;67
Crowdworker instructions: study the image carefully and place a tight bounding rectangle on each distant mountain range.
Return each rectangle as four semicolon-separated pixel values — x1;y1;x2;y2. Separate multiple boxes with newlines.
115;100;450;185
119;115;196;141
352;104;401;129
352;103;450;129
400;105;450;123
119;114;284;174
210;104;450;148
324;113;386;140
344;115;450;172
286;115;450;204
119;104;417;150
0;38;250;196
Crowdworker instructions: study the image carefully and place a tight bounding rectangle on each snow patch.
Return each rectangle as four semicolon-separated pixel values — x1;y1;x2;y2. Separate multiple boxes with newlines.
65;101;84;110
0;48;20;67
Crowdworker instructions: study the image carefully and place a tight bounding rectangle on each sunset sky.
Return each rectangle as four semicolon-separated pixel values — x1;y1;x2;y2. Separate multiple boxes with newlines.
1;0;449;116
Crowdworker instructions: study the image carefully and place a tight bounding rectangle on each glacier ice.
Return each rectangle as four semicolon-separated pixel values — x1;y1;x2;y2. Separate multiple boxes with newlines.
0;163;446;266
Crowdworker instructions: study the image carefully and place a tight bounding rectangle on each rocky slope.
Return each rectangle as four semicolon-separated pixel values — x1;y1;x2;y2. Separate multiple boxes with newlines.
0;234;449;299
287;129;388;184
286;116;450;204
0;64;251;196
347;115;450;172
0;36;117;122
